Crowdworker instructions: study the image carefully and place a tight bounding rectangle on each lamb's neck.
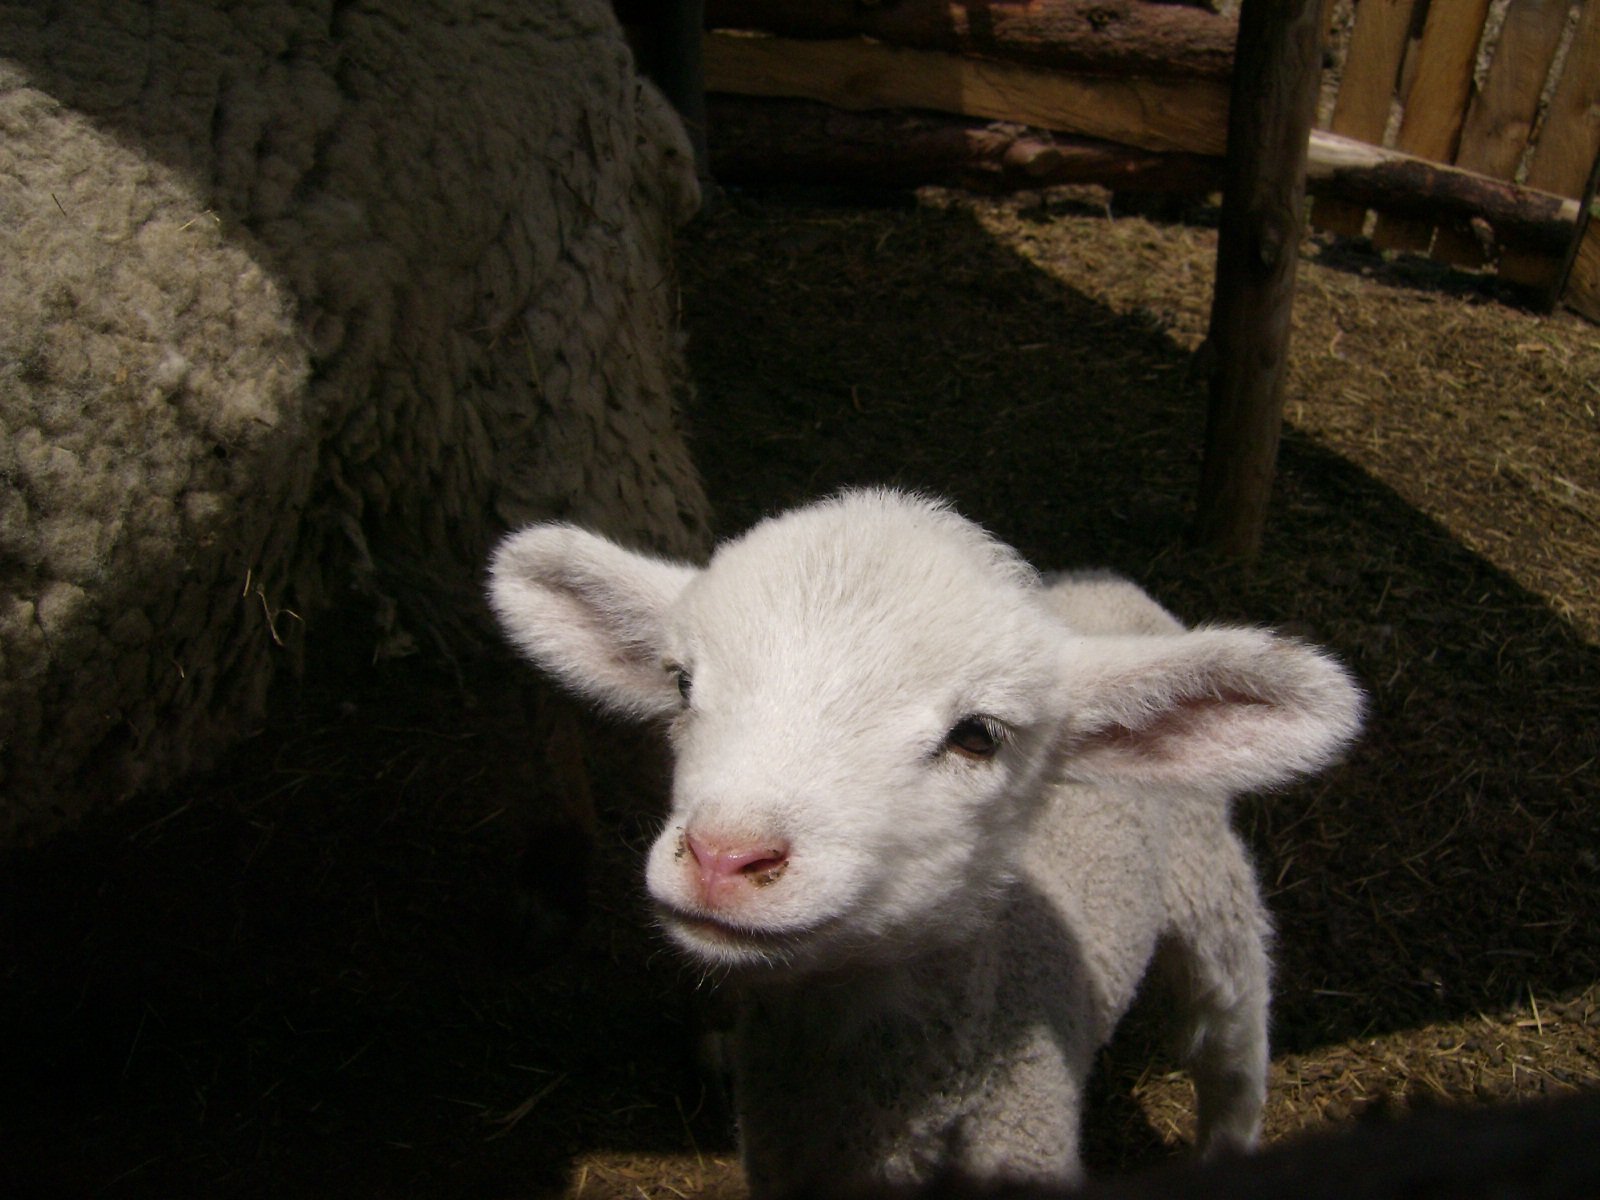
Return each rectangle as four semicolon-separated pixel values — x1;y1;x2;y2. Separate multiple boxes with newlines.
742;927;1003;1043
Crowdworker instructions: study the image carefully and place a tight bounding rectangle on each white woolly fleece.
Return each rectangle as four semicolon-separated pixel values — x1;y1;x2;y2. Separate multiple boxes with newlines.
0;0;709;841
490;488;1365;1196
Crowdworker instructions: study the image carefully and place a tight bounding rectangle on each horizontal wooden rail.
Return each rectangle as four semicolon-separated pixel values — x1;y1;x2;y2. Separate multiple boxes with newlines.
703;31;1230;156
703;0;1237;79
694;12;1599;319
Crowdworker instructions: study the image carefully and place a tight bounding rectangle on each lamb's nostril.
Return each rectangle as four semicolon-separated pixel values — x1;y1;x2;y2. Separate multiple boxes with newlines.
685;833;791;886
740;852;789;887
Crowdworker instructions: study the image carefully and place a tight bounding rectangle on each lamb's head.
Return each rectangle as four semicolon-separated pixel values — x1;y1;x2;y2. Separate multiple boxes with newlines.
489;490;1363;977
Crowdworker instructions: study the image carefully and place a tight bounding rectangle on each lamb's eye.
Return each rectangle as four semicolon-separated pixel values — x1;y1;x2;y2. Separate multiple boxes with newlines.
668;664;692;704
945;716;1003;760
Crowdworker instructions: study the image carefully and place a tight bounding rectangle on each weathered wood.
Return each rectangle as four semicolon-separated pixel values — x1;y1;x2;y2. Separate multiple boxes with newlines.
1433;0;1570;267
665;0;709;178
1194;0;1325;560
1520;2;1600;195
1450;1;1570;180
1311;0;1415;237
1323;0;1416;143
618;1;709;177
702;0;1238;79
704;96;1225;193
702;31;1231;155
1553;140;1600;320
1503;0;1600;290
1564;218;1600;324
1307;130;1579;254
702;95;1582;252
1370;0;1492;251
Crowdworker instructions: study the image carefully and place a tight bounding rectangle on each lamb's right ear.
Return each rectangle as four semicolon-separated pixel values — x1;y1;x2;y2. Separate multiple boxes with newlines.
488;524;698;720
1053;627;1364;794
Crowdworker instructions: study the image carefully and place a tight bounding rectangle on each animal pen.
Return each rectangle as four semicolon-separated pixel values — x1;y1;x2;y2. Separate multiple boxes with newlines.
6;3;1600;1197
641;0;1600;557
690;0;1600;321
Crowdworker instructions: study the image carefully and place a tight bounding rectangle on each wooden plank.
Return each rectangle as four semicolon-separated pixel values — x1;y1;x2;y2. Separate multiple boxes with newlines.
1452;0;1571;178
620;1;709;178
703;95;1583;251
1522;2;1600;195
701;32;1231;156
1553;142;1600;318
1194;0;1324;559
1312;0;1416;236
1371;0;1493;251
1307;129;1581;251
1503;0;1600;289
704;96;1229;193
1565;219;1600;324
1433;0;1571;266
1323;0;1416;144
701;0;1239;79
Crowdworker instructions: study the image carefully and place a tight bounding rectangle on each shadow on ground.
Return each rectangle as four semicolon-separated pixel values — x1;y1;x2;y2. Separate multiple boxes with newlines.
2;193;1597;1197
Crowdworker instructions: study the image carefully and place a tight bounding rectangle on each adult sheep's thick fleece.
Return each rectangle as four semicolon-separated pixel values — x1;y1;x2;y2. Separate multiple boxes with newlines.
0;0;710;842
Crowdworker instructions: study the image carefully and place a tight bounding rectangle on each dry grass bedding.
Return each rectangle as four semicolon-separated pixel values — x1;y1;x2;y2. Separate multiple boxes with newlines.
2;187;1597;1197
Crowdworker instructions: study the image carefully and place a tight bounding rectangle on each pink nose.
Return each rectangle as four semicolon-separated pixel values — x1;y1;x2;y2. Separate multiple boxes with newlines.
684;832;790;904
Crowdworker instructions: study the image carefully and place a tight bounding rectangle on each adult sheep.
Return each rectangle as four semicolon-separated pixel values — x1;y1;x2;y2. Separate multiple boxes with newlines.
0;0;709;842
489;489;1364;1196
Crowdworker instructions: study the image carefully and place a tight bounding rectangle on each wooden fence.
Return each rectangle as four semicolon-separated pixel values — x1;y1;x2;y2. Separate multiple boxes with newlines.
1312;0;1600;314
673;0;1600;321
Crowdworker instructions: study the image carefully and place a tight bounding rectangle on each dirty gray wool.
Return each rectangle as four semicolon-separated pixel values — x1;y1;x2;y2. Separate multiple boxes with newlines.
0;0;710;843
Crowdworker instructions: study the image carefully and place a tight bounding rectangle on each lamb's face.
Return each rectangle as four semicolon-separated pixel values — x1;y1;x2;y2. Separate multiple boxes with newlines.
641;500;1064;976
492;490;1365;977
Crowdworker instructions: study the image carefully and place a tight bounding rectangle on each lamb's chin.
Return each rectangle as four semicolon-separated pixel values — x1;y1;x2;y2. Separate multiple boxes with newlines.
656;905;837;973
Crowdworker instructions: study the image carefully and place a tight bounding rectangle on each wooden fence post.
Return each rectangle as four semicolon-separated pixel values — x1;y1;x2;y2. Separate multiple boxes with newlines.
662;0;708;178
1193;0;1324;559
616;1;709;179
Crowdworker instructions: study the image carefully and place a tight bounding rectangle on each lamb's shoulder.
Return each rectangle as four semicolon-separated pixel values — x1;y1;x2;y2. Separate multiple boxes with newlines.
1012;781;1173;1031
1040;569;1184;637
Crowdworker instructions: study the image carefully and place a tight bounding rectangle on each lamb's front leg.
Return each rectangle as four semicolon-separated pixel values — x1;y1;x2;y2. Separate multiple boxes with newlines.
1160;828;1274;1157
950;1023;1089;1188
1190;996;1270;1157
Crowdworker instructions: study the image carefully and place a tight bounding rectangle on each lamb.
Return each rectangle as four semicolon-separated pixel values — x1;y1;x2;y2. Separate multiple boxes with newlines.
488;489;1364;1196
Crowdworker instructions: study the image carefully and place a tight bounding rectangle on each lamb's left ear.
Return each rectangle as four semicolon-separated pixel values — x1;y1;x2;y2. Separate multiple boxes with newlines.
488;523;699;720
1055;628;1364;793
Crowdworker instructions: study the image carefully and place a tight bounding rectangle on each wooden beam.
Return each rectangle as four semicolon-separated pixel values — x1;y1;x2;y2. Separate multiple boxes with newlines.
1553;145;1600;321
1194;0;1324;560
1564;218;1600;324
702;31;1231;156
1307;129;1581;254
702;97;1583;253
702;0;1238;79
704;96;1225;193
620;1;709;178
701;26;1581;284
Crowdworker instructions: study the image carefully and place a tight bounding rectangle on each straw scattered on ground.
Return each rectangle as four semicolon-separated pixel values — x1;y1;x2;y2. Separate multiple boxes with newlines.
3;186;1597;1197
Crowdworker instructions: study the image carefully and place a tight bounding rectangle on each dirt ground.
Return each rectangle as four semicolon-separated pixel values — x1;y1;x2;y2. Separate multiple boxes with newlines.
3;186;1599;1198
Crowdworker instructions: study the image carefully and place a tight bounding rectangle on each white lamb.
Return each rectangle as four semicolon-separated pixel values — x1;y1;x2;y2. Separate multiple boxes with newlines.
488;489;1363;1196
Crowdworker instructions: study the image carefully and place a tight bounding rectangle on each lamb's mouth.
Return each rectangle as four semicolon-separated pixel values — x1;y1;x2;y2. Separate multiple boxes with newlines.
654;903;833;952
